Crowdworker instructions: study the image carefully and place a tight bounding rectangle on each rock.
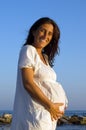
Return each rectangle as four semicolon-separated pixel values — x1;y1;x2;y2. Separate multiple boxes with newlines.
57;115;86;125
0;113;12;125
3;113;12;120
80;117;86;125
68;115;81;124
57;115;70;125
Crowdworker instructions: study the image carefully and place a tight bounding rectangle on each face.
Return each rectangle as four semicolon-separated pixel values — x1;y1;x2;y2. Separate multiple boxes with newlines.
33;23;54;49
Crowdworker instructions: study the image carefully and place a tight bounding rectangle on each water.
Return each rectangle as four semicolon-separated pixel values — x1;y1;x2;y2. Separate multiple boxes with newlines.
0;110;86;130
57;125;86;130
57;110;86;130
0;125;10;130
0;125;86;130
65;110;86;117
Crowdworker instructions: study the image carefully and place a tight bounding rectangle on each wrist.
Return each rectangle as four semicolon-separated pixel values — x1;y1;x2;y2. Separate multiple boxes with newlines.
44;100;53;111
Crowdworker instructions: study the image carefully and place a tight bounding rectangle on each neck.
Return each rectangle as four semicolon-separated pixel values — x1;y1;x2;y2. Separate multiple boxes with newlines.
36;48;42;55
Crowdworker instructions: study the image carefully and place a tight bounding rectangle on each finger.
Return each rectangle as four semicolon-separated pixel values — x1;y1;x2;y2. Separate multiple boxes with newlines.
54;103;64;107
57;103;64;106
51;113;58;121
59;111;64;114
55;110;64;115
57;114;63;118
51;114;54;121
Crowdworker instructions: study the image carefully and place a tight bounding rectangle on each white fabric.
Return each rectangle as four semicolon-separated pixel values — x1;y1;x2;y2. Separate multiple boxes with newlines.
11;45;68;130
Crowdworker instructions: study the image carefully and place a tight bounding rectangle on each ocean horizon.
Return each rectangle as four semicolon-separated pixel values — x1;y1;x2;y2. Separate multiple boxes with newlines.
0;109;86;116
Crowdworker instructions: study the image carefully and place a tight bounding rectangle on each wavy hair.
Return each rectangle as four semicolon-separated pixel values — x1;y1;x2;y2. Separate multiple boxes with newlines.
24;17;60;67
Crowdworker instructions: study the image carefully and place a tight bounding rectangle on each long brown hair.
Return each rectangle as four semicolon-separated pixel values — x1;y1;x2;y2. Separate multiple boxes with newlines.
24;17;60;67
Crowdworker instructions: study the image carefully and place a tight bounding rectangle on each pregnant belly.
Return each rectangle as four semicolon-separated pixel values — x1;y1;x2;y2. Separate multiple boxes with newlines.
39;80;68;111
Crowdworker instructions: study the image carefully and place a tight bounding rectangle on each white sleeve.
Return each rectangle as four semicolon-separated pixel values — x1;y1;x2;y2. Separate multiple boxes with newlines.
18;45;35;69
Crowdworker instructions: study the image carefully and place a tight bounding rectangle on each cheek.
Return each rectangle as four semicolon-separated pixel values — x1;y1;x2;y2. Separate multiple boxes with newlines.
36;31;42;38
49;37;53;42
34;33;39;42
33;30;40;38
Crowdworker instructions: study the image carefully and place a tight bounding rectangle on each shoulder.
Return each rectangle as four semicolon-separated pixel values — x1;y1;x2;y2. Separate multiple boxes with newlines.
20;45;36;56
18;45;37;67
21;45;35;52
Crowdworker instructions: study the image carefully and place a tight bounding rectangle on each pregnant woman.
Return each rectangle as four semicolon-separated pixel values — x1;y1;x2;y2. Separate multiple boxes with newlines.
11;17;68;130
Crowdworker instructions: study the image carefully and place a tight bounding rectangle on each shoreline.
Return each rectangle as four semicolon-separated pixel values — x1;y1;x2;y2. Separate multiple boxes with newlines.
0;110;86;128
0;113;86;127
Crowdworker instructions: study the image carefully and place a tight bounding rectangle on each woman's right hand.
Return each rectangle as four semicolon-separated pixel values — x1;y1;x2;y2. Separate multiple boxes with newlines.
47;103;64;121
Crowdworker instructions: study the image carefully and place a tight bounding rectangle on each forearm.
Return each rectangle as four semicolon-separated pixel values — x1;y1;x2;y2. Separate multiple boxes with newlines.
24;80;52;110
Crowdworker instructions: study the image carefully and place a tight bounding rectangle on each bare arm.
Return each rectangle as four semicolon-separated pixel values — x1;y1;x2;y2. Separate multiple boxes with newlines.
21;67;63;120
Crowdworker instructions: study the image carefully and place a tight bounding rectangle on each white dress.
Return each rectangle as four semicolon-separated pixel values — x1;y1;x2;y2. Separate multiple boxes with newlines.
11;45;68;130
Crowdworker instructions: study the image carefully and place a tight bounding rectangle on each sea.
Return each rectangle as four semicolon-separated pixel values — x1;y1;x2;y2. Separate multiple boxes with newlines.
0;110;86;130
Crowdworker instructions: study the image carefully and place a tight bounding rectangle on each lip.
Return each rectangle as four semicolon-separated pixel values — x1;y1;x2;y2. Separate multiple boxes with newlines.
39;39;46;43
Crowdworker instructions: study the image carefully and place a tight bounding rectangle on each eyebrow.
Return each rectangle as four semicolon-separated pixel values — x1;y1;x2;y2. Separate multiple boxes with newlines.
40;26;53;32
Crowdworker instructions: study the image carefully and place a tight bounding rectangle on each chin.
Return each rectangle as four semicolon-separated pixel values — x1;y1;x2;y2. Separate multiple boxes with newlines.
38;44;45;48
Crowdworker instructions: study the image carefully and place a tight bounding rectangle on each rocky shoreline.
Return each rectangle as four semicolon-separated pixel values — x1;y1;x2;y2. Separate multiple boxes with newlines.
0;113;86;126
58;114;86;125
0;113;12;126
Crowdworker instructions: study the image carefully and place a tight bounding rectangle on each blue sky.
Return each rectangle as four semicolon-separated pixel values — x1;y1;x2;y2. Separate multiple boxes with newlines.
0;0;86;110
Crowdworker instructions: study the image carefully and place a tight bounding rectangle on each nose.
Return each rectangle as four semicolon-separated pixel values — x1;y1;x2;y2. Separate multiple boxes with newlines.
43;32;49;42
43;31;48;39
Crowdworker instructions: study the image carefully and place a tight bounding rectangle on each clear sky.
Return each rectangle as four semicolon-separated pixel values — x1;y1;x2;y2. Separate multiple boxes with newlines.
0;0;86;110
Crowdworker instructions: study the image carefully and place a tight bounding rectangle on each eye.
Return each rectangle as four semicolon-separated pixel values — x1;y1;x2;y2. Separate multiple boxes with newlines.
48;32;53;36
39;28;45;33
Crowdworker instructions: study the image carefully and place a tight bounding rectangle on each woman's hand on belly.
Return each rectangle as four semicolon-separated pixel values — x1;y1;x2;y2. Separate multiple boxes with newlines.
47;102;64;121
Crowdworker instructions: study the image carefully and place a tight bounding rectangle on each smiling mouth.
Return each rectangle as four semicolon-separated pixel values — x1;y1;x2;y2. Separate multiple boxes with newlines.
39;39;46;43
39;37;49;42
